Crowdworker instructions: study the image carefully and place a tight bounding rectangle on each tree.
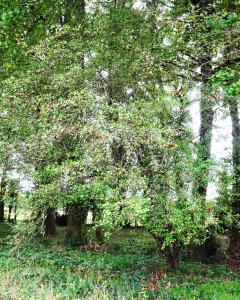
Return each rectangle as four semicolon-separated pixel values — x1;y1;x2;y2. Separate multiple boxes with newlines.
1;0;239;268
0;170;7;222
210;0;240;251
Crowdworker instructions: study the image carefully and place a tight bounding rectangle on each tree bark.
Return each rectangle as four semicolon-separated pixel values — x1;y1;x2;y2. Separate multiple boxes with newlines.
8;205;12;222
196;86;214;203
165;246;181;269
0;174;6;223
66;203;88;245
191;0;215;203
229;97;240;252
95;226;104;245
44;207;56;236
92;208;104;244
190;0;215;260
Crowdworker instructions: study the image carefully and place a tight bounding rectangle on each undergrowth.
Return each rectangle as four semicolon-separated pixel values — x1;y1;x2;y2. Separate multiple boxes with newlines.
0;224;239;299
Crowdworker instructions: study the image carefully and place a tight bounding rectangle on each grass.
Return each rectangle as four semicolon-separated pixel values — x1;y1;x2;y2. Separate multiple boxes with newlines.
0;224;239;299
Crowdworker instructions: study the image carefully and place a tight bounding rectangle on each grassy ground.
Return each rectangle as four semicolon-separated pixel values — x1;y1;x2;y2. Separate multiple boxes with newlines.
0;224;239;299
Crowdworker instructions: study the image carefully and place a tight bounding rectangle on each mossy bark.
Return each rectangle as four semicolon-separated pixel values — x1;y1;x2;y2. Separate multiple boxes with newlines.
66;203;88;246
229;98;240;252
44;207;56;236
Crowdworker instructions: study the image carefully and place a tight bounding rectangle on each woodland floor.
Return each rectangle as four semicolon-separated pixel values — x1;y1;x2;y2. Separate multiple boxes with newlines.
0;224;239;300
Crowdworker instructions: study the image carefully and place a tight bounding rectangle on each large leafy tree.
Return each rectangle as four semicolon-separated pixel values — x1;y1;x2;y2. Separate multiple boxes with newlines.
1;0;240;266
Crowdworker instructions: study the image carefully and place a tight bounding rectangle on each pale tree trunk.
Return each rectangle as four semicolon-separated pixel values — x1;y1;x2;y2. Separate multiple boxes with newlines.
192;0;215;204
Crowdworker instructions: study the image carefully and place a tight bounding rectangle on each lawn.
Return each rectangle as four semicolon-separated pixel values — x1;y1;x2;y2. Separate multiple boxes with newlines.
0;224;239;299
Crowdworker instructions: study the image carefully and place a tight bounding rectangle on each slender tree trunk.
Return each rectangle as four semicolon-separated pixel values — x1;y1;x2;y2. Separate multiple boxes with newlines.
0;201;4;223
96;226;104;245
0;175;6;223
229;97;240;251
8;205;12;222
44;207;56;236
13;204;17;222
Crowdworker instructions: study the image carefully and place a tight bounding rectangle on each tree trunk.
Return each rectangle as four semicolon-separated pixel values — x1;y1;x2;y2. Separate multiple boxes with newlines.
66;203;88;246
95;226;104;245
165;246;181;269
197;90;214;201
192;0;215;204
64;0;87;246
0;175;6;223
8;205;12;222
44;207;56;236
13;204;17;222
92;208;104;244
0;201;4;223
229;97;240;252
190;0;215;260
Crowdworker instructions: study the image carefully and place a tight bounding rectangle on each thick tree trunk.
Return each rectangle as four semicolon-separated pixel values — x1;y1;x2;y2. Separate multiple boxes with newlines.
229;97;240;252
66;203;88;246
44;207;56;236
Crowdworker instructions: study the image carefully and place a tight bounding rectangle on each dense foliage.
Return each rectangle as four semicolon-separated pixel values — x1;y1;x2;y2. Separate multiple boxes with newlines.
0;1;240;294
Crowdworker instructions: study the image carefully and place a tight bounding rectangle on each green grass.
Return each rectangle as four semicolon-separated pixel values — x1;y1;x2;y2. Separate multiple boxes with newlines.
0;225;239;299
